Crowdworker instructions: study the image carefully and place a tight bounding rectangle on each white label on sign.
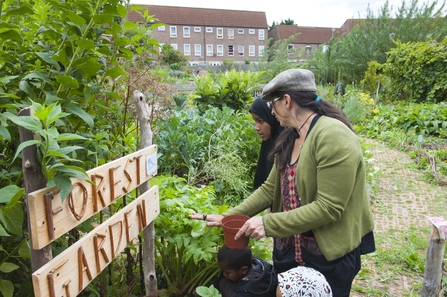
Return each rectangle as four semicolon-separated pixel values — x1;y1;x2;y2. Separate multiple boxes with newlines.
146;153;157;176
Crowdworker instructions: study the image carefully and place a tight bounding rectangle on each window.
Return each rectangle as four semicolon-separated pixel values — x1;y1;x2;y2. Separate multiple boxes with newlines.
206;27;213;33
238;29;244;34
287;44;294;53
158;43;165;54
206;44;213;56
238;45;244;56
217;28;223;39
194;27;201;32
171;44;178;50
184;44;191;56
195;44;201;56
258;29;264;40
228;28;234;39
158;26;165;31
322;45;328;53
258;46;264;56
249;45;255;56
249;29;255;34
183;26;190;38
170;26;177;38
228;45;234;56
305;45;312;55
217;45;223;56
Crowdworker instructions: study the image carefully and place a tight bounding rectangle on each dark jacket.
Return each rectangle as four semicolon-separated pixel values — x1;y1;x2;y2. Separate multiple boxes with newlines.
214;257;277;297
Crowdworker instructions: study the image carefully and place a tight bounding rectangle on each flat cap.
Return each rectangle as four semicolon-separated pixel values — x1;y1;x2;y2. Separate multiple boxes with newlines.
261;69;317;102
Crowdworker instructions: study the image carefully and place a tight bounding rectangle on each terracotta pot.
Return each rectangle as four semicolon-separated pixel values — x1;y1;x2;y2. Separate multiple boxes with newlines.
221;214;250;249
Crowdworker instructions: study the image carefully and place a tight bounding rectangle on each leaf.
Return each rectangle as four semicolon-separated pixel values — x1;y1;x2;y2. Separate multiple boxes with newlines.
0;279;14;297
44;91;64;104
0;75;19;85
56;75;79;89
65;105;94;128
57;133;87;141
0;186;24;204
0;125;11;141
0;203;23;236
23;71;53;84
36;52;61;71
76;39;95;51
0;224;9;236
105;67;127;78
8;115;42;131
57;165;89;180
12;139;40;162
0;262;19;273
18;80;37;100
0;29;22;42
47;176;72;202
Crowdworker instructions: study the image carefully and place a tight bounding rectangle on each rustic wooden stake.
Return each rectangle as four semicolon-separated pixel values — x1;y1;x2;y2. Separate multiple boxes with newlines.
18;107;52;272
421;223;446;297
133;90;157;297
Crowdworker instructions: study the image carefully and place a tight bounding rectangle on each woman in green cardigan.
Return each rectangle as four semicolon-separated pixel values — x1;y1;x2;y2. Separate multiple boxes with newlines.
190;69;375;297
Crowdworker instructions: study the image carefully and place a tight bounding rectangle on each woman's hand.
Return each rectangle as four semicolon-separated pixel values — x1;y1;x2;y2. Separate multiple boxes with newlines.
189;213;224;227
235;216;266;240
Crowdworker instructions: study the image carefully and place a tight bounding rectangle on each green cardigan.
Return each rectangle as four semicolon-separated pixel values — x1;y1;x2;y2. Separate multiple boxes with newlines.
224;116;375;261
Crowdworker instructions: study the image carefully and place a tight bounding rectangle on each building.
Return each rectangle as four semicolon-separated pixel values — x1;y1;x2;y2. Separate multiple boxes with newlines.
127;5;269;65
267;25;349;63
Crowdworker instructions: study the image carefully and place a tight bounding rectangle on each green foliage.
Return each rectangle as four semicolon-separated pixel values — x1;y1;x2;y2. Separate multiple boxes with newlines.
255;36;300;82
0;0;161;295
342;91;376;125
358;102;447;139
161;44;187;66
383;39;447;102
6;101;89;200
196;285;221;297
310;0;447;84
151;176;224;295
193;69;262;113
154;106;259;205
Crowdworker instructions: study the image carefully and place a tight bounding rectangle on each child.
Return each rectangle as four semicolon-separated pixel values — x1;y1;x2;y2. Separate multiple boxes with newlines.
214;244;278;297
249;97;283;189
276;266;332;297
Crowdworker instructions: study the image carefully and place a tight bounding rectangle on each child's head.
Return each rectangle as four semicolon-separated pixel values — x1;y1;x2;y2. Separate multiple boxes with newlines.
249;97;282;142
217;244;252;282
276;266;332;297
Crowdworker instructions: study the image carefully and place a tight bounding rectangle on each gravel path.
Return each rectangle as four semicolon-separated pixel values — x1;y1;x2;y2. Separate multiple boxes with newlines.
351;139;447;297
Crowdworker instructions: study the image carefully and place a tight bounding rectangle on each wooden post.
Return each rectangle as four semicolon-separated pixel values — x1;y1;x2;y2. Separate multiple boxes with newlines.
18;107;52;272
133;90;157;296
421;217;446;297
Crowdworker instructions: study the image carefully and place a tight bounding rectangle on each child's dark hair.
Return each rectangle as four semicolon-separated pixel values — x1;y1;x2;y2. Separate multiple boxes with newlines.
268;91;353;172
217;245;252;270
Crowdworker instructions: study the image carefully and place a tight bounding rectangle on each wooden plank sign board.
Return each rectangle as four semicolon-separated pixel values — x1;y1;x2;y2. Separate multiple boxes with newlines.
28;145;158;249
32;185;160;297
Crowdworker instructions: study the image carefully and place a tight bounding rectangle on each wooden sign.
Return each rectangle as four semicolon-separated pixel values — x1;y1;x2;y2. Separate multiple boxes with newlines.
28;145;158;249
32;185;159;297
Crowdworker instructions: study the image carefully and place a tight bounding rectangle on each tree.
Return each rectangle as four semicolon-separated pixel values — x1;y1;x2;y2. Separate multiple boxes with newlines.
309;0;447;84
161;44;187;66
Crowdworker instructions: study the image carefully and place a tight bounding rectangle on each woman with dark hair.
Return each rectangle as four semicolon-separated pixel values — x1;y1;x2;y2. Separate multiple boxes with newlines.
190;69;375;297
249;97;283;189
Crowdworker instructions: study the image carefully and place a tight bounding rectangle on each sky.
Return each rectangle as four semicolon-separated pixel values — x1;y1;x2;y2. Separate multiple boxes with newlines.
128;0;422;28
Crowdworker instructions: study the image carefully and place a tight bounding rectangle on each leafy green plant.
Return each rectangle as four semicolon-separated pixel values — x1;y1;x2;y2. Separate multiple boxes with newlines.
154;106;259;205
193;69;263;113
150;176;225;296
196;285;221;297
6;101;89;199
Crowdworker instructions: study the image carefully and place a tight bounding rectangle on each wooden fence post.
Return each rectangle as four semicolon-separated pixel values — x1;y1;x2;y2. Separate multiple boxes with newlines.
17;107;52;272
421;217;446;297
133;90;158;296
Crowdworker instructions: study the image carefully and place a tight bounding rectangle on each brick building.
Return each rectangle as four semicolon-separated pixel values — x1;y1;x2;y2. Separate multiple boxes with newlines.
127;5;269;65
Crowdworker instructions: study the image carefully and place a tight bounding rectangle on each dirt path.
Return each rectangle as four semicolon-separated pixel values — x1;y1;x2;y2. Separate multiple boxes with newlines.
351;139;447;296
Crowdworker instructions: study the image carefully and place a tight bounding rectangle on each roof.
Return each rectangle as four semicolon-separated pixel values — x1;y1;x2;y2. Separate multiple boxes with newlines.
127;4;268;28
268;25;348;44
